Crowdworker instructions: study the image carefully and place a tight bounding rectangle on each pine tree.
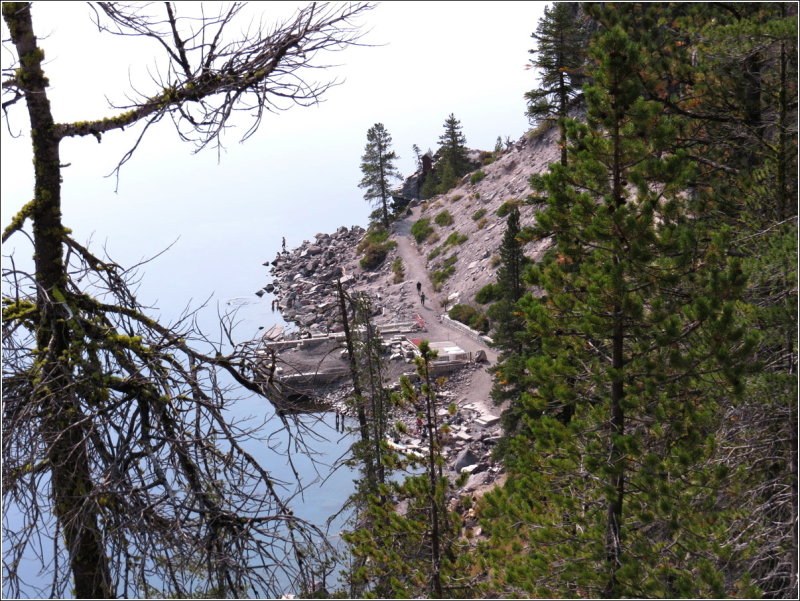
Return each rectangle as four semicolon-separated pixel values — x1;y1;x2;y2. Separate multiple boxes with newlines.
488;204;533;447
434;113;471;194
359;123;402;228
526;2;589;165
586;4;799;594
480;25;758;598
342;342;469;598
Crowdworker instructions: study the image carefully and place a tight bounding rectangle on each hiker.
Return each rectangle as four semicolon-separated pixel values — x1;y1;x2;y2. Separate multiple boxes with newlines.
420;292;426;307
416;281;422;295
282;236;286;252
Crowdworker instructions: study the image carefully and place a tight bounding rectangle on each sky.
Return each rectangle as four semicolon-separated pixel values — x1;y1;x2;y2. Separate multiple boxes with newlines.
1;0;548;335
1;3;550;588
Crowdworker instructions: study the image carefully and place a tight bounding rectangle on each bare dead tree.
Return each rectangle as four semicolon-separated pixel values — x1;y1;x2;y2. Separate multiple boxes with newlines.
1;1;372;597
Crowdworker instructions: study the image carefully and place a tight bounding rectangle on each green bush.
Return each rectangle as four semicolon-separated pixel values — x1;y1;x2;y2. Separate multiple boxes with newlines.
470;170;487;185
411;218;434;243
443;231;468;247
431;266;455;289
477;217;488;229
496;199;519;218
475;283;501;304
358;227;396;269
431;254;458;290
360;243;388;269
360;228;390;247
448;304;490;333
434;210;454;227
471;208;486;221
392;257;404;283
428;246;442;261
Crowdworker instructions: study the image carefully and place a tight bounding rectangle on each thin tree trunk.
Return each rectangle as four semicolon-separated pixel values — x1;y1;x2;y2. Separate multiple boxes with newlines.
336;281;375;488
603;91;626;599
3;4;113;596
421;354;443;598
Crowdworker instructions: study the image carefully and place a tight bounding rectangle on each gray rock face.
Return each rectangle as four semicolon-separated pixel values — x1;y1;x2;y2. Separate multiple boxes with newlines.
262;224;371;333
454;448;480;472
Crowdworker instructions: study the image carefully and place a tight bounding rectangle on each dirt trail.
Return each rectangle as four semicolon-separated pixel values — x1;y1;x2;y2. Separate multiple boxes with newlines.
392;206;500;418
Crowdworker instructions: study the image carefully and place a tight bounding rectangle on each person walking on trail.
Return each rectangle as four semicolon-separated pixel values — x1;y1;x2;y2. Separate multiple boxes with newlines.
416;281;422;295
420;292;426;307
282;236;286;252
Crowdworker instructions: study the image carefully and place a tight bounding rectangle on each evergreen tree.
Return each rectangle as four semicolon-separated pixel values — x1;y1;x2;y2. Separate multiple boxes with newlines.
488;204;534;446
359;123;402;228
586;4;798;594
526;2;588;165
342;343;469;598
433;113;471;195
480;25;758;598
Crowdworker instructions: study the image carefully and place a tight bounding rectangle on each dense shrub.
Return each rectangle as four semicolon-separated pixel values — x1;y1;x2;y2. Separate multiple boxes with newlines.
360;243;388;269
392;257;404;283
431;254;458;290
443;231;468;247
475;283;501;304
428;246;442;261
496;199;520;218
434;210;454;227
448;304;490;333
470;170;487;184
411;218;434;243
471;208;486;221
358;227;396;269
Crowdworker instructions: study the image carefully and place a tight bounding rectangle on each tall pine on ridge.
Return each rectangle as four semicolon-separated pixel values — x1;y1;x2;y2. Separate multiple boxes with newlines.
359;123;402;228
526;1;589;166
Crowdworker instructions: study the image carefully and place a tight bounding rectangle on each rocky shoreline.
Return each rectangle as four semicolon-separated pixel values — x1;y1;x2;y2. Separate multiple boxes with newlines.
256;224;505;506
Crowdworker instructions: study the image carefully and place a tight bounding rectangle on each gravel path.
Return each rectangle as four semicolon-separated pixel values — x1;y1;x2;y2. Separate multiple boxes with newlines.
392;206;500;418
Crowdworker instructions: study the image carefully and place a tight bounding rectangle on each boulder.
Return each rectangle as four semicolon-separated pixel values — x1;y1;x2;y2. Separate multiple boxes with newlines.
454;448;480;472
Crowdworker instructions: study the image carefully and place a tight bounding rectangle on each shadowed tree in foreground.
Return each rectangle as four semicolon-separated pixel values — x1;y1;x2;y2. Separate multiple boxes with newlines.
1;2;371;597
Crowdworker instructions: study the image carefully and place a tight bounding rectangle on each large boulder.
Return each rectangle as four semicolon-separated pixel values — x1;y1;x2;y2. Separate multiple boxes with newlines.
454;448;480;472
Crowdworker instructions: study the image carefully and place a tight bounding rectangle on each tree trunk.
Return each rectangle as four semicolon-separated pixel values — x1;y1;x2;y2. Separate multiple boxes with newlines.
421;353;443;598
602;90;626;599
3;3;113;597
336;281;375;488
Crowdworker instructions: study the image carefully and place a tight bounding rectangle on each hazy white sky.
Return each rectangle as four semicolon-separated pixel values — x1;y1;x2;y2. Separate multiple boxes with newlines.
1;0;548;331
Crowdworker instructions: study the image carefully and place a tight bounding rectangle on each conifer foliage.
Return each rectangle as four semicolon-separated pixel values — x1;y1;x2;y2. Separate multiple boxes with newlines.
359;123;402;228
421;113;472;198
481;25;759;598
526;2;589;165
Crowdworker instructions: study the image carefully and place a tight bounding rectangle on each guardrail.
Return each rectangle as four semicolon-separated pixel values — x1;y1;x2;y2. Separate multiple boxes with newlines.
439;314;493;347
